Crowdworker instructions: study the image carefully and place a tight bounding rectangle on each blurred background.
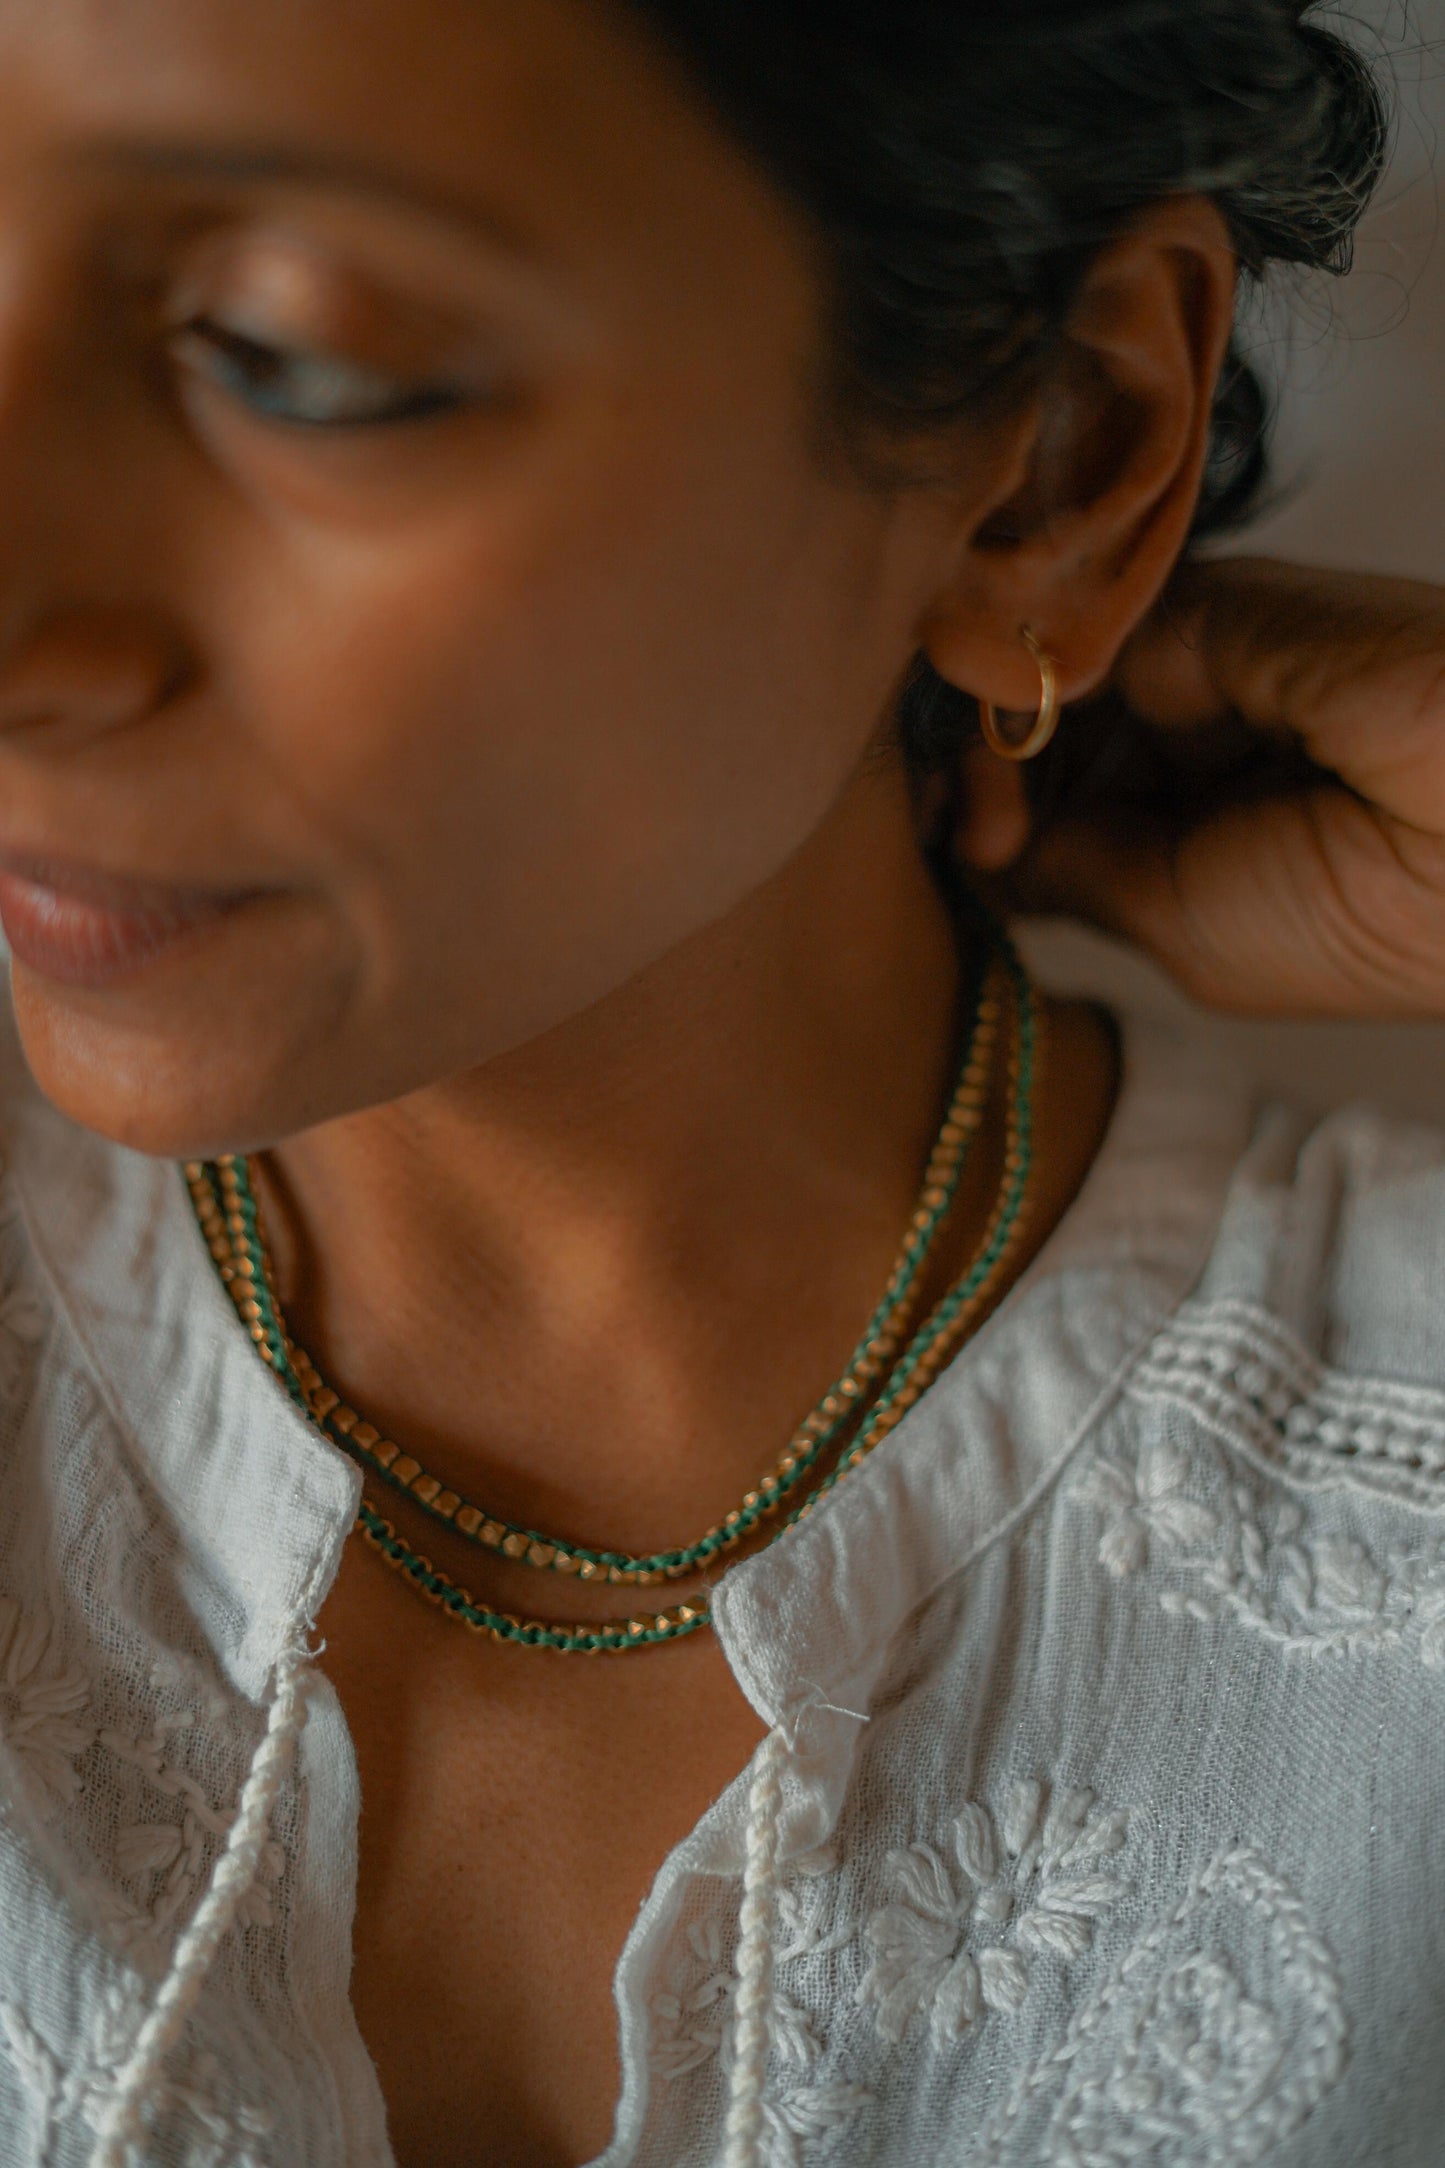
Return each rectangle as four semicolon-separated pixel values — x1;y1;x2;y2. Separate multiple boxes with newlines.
1025;0;1445;1118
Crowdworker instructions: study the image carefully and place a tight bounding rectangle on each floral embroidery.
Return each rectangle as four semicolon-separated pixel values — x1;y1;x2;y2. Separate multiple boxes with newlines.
1079;1417;1445;1662
750;2081;875;2168
0;1590;283;1965
650;1854;871;2168
2;1988;275;2166
0;1596;95;1819
101;1713;285;1947
1079;1437;1217;1578
651;1917;763;2080
971;1844;1347;2165
857;1781;1130;2048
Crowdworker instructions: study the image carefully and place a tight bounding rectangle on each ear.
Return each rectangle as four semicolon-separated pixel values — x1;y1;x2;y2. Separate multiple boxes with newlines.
917;195;1239;717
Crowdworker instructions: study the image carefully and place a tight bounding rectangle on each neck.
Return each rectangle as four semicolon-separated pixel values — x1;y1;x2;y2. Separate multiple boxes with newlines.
264;759;976;1550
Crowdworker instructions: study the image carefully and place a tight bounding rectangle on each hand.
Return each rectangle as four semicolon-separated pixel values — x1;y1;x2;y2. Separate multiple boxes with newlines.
958;557;1445;1017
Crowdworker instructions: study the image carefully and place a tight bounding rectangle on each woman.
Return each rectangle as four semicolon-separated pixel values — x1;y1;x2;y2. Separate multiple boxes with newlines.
0;1;1440;2163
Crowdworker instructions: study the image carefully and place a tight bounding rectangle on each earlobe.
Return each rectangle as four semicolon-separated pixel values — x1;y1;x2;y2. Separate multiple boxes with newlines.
954;743;1032;872
919;194;1239;717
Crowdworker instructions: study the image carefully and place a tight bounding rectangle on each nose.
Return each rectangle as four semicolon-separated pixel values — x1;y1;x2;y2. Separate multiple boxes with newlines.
0;220;194;751
0;601;189;750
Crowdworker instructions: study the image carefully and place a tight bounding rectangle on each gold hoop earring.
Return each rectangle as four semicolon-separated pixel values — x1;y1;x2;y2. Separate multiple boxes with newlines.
978;628;1060;762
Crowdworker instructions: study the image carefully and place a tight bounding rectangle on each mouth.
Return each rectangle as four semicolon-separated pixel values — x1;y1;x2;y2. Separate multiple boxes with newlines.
0;849;263;990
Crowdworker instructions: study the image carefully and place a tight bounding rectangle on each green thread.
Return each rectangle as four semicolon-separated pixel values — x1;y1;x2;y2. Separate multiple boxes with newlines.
183;900;1037;1656
783;920;1037;1528
356;1501;711;1652
220;935;999;1581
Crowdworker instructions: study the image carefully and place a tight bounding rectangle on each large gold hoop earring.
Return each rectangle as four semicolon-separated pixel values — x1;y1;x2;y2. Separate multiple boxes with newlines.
978;629;1060;762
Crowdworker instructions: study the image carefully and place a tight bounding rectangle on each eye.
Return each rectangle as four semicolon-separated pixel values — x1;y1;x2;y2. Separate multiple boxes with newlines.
169;318;466;428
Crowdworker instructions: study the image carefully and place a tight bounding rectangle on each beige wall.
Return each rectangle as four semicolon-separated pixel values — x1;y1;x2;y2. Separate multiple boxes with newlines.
1028;0;1445;1121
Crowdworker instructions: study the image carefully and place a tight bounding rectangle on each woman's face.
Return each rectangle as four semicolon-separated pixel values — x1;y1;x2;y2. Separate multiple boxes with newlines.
0;0;974;1156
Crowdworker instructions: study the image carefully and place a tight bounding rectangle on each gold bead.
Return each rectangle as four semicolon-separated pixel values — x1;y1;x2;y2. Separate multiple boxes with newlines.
184;934;1034;1653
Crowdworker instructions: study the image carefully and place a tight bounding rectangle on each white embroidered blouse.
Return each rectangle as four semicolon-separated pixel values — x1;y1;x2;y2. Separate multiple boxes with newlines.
0;970;1442;2168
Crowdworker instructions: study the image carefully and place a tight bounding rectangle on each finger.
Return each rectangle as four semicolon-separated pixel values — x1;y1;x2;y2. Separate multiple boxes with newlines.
1003;783;1445;1018
1115;559;1445;828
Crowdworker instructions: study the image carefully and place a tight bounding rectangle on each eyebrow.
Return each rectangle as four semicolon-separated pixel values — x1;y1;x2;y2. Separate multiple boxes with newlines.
68;136;539;257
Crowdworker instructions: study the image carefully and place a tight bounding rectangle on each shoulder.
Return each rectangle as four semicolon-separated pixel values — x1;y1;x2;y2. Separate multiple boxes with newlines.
1043;1010;1445;1637
1060;1017;1445;1660
1198;1077;1445;1385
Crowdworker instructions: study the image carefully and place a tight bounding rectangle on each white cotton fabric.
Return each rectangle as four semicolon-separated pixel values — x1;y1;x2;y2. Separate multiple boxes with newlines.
0;971;1442;2168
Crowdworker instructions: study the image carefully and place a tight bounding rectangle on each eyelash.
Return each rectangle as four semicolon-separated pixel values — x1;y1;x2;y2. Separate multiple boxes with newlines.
171;318;467;430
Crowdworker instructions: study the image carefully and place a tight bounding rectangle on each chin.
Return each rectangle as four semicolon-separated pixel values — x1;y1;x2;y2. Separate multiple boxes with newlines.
6;965;345;1163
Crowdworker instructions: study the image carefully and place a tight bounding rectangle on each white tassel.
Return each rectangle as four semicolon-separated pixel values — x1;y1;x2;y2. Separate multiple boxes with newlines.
722;1726;788;2168
89;1637;310;2168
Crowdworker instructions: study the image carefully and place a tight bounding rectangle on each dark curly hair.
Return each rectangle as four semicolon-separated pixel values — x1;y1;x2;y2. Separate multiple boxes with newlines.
617;0;1391;776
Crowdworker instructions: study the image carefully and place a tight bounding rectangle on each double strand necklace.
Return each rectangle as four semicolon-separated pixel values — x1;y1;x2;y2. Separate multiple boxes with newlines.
185;927;1040;1653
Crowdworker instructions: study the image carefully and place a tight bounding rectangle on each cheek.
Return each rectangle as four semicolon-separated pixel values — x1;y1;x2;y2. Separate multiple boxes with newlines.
232;443;898;1052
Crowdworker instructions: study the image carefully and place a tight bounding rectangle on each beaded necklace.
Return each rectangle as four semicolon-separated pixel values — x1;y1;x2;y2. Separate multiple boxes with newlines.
184;926;1039;1653
189;945;999;1586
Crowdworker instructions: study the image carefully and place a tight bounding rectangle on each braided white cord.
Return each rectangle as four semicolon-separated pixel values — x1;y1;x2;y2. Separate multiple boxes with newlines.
88;1637;311;2168
722;1726;788;2168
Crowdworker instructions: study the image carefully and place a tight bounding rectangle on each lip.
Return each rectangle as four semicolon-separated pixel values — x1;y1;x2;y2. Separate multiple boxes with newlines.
0;850;261;990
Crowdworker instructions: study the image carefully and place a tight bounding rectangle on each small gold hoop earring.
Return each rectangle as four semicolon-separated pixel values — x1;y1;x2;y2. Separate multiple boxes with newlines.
978;628;1060;762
